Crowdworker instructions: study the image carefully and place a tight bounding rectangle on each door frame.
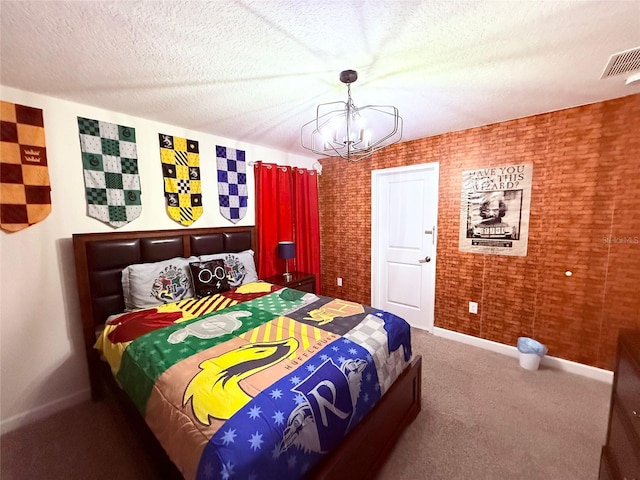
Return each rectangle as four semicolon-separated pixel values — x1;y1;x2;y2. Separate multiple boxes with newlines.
371;162;440;332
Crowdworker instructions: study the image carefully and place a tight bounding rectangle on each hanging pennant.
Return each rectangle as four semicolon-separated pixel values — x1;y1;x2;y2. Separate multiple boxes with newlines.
77;117;142;228
216;145;247;224
0;101;51;232
159;134;202;226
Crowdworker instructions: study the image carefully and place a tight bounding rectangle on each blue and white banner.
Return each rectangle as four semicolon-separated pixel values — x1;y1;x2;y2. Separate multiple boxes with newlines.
216;146;247;223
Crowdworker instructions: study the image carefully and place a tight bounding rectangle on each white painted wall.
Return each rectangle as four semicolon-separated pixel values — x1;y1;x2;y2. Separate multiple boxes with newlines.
0;85;316;434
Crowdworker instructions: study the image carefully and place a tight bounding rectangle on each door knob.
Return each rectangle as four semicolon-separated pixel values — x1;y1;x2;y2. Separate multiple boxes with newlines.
419;256;431;263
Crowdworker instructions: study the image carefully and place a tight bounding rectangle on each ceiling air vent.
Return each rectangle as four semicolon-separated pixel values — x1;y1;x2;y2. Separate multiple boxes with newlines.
601;46;640;78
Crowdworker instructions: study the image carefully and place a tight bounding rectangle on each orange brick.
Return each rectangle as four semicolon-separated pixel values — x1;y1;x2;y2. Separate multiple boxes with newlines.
318;94;640;370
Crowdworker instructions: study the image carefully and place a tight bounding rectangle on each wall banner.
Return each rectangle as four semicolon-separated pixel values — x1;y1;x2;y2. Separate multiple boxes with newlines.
1;101;51;233
159;134;203;227
459;163;533;256
216;145;247;224
78;117;141;228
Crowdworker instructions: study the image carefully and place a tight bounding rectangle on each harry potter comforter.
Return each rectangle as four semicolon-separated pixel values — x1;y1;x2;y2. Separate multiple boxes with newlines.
95;281;412;480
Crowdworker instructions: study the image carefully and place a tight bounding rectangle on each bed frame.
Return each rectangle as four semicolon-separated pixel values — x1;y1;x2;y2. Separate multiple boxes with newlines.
73;226;422;480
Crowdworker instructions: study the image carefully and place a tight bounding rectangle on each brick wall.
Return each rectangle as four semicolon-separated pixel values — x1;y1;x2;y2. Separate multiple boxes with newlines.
318;94;640;370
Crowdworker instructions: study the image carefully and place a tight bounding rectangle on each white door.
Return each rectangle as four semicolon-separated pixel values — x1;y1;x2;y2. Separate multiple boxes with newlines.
371;163;439;331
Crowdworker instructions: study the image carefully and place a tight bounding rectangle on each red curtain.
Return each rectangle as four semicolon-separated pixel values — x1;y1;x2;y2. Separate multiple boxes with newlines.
254;162;321;292
254;162;293;278
293;167;321;293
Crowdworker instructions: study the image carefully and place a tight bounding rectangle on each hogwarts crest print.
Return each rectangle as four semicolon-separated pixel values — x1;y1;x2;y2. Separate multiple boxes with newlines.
77;117;142;228
159;134;203;226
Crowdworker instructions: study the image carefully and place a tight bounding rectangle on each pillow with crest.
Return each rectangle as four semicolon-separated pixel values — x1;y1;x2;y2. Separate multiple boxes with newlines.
121;256;198;310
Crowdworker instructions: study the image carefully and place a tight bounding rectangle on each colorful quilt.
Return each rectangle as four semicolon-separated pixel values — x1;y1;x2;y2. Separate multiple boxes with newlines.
96;282;412;480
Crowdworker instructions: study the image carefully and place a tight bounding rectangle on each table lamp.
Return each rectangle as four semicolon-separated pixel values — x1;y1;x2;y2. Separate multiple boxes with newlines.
277;241;296;281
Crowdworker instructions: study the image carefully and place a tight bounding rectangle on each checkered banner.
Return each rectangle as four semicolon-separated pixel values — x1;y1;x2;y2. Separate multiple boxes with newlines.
216;145;247;223
0;101;52;233
77;117;142;228
159;134;202;226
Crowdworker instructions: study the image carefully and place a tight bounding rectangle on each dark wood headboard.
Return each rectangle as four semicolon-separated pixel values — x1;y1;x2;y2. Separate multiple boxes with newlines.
72;226;256;398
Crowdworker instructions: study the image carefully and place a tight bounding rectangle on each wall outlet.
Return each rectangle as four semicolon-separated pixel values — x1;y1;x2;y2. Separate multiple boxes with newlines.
469;301;478;314
337;277;343;287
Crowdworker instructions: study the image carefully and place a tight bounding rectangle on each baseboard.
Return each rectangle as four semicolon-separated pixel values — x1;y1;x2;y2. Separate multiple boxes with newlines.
0;388;91;436
433;327;614;384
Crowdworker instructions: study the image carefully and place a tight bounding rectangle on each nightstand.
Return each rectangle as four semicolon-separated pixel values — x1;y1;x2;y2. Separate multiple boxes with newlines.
263;272;316;294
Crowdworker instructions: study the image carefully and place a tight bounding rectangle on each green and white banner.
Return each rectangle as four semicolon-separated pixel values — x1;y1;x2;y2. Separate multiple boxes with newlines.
78;117;142;228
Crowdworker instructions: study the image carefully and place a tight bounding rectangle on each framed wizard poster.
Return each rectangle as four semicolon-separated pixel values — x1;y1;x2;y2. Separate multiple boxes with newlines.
459;163;533;256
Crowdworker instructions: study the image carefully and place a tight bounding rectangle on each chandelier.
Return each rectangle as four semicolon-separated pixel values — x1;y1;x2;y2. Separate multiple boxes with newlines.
301;70;403;161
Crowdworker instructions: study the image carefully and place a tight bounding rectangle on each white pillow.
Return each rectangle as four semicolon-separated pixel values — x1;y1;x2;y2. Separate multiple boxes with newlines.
122;256;198;310
198;249;258;287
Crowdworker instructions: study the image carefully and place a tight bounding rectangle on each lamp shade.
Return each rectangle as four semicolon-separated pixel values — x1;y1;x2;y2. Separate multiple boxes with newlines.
277;241;296;259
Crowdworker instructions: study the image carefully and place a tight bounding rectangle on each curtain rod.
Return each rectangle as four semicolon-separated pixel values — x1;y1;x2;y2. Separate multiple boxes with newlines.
247;161;322;175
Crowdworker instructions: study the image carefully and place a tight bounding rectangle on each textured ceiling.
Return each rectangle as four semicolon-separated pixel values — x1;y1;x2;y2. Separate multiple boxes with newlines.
2;0;639;159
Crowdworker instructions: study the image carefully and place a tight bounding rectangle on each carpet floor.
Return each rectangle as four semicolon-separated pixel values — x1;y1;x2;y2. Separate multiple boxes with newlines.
1;329;612;479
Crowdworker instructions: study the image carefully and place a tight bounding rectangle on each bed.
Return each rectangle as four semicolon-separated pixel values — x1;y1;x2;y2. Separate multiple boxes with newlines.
73;226;421;480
